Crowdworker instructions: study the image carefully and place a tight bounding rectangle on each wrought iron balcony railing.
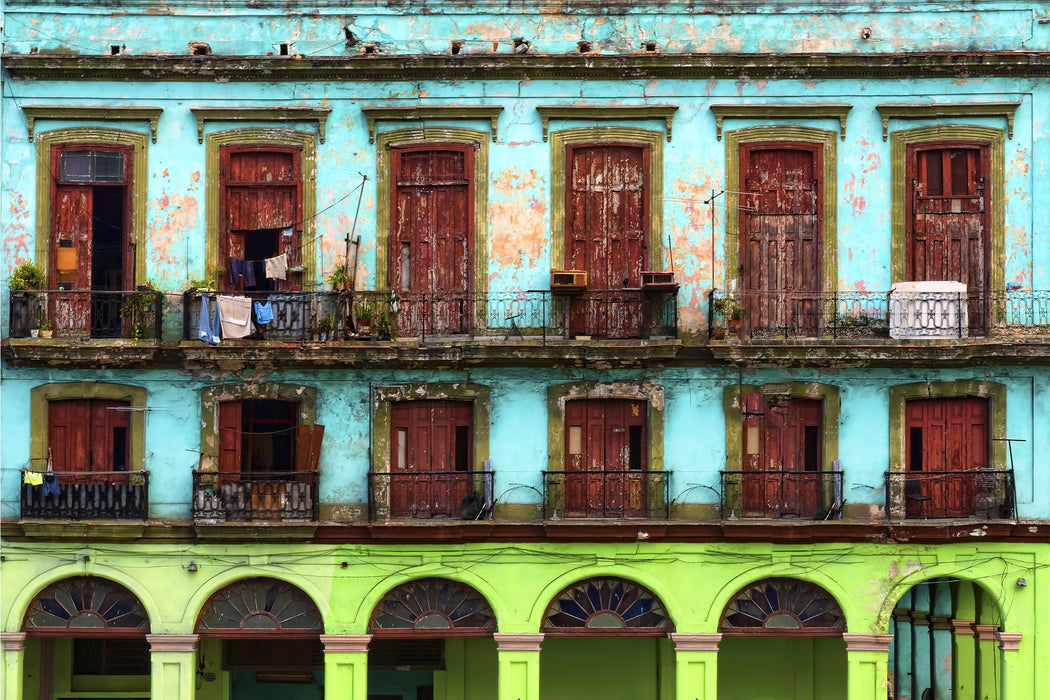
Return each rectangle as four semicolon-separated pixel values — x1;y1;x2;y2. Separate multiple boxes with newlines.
192;470;319;523
182;290;347;342
9;290;163;340
884;469;1015;520
709;289;1050;341
180;289;677;343
543;470;671;520
369;470;494;521
720;470;843;520
20;470;149;520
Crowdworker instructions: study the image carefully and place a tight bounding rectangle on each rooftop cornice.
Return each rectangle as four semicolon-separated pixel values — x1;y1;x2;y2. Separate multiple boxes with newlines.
4;52;1050;82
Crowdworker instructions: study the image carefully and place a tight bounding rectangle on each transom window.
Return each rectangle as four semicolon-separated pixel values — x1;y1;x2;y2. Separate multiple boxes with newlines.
720;578;844;636
197;578;322;636
24;577;149;635
60;150;125;182
543;578;670;635
370;578;496;636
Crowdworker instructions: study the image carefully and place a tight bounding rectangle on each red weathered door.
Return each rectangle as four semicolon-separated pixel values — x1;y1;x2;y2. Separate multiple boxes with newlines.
566;144;648;337
564;399;647;518
390;145;473;335
48;399;131;472
220;147;301;291
741;394;822;517
49;146;133;337
905;397;987;517
907;143;990;334
740;144;822;337
390;400;473;518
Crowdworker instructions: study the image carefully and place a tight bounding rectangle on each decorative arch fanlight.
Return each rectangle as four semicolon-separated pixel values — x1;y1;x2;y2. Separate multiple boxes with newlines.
542;577;671;635
720;578;845;636
24;576;149;636
197;578;323;637
370;578;496;636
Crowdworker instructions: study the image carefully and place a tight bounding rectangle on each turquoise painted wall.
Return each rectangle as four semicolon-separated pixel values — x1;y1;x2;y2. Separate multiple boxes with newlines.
0;365;1043;520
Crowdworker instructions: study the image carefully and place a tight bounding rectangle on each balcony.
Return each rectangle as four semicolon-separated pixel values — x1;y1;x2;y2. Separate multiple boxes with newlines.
9;290;163;340
181;290;677;343
885;470;1015;520
192;470;319;524
543;470;671;519
369;470;494;521
20;470;149;520
720;471;843;520
708;289;1050;345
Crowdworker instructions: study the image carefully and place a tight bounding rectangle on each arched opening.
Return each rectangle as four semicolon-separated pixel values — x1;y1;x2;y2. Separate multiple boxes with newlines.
22;576;151;698
717;577;847;699
368;577;497;699
889;578;1006;700
539;577;673;699
196;577;324;700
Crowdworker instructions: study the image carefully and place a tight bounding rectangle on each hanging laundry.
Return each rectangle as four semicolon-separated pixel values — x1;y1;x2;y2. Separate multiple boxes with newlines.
254;300;274;325
42;473;61;497
23;471;43;486
216;296;254;339
198;296;221;345
228;257;257;288
264;253;288;280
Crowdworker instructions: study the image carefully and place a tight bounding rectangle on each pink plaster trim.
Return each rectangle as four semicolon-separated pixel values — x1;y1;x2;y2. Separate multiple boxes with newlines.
996;632;1022;651
669;633;722;652
950;619;975;636
494;633;544;652
1;633;27;651
974;624;999;641
842;633;894;652
321;635;372;654
146;634;199;653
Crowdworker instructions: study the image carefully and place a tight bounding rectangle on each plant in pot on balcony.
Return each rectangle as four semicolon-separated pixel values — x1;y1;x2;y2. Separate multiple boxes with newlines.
327;264;352;292
317;313;336;341
712;296;742;335
120;280;157;341
9;262;46;337
38;320;53;339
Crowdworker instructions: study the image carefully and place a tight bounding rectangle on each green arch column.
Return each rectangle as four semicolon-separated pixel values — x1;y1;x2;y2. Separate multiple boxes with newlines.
843;634;893;700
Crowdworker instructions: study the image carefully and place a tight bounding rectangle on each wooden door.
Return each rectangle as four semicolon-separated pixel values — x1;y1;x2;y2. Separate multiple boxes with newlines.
50;146;132;336
741;394;822;517
220;146;301;291
740;144;822;336
905;397;987;517
564;399;647;518
48;399;131;472
907;143;990;334
391;145;472;335
390;400;473;518
566;144;648;337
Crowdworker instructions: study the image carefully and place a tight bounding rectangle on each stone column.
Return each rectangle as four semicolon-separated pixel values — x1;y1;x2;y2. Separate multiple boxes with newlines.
321;635;371;700
494;633;543;700
146;634;199;700
1;633;27;700
670;633;721;700
974;624;1000;700
996;631;1022;700
843;633;893;700
951;619;976;700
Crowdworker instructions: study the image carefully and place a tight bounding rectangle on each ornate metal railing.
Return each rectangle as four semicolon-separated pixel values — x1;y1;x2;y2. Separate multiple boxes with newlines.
182;290;348;342
192;470;319;523
884;469;1015;520
720;470;843;520
354;289;678;341
709;289;1050;340
369;470;494;521
9;290;163;340
543;470;671;520
20;470;149;520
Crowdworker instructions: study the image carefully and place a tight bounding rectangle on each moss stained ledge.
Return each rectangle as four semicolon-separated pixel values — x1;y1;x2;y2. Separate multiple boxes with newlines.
4;52;1050;82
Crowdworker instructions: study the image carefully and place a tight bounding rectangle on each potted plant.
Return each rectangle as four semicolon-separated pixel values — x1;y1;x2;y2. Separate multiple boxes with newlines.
353;300;374;335
327;264;352;292
38;320;53;339
712;296;743;334
120;280;157;340
9;262;46;337
317;313;336;341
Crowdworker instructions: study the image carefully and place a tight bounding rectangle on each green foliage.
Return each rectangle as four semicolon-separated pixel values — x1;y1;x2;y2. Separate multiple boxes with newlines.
712;296;742;321
120;280;158;340
9;262;46;291
327;264;352;290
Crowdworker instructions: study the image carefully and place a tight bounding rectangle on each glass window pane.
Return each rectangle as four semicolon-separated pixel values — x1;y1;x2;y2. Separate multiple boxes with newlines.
61;152;93;181
94;152;125;181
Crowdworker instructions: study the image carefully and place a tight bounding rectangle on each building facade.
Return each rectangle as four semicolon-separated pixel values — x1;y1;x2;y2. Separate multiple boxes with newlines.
1;1;1048;699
